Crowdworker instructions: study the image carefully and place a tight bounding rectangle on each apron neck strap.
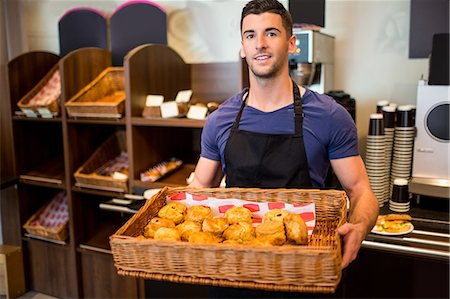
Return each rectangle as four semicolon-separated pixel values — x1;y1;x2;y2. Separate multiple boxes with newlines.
232;82;304;135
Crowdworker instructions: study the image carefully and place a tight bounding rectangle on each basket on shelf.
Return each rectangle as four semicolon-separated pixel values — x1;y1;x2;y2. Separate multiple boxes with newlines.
110;187;347;293
74;130;128;192
23;191;68;241
17;63;61;118
65;67;125;118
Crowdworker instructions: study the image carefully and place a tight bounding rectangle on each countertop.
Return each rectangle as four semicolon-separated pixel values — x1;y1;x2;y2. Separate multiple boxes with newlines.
363;195;449;261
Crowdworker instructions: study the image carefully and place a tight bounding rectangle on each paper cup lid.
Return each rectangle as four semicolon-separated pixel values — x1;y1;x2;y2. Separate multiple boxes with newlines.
393;178;408;185
382;105;396;112
377;100;389;106
370;113;383;119
398;105;412;111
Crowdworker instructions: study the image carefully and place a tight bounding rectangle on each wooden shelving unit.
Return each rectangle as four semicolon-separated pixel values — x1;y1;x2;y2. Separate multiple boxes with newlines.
5;45;243;298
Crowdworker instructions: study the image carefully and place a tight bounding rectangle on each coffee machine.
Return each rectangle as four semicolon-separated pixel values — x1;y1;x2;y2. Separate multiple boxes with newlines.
410;81;449;199
289;29;335;94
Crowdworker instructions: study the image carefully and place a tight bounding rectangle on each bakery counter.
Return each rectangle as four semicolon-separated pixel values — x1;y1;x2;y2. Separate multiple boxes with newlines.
363;197;449;260
345;196;449;298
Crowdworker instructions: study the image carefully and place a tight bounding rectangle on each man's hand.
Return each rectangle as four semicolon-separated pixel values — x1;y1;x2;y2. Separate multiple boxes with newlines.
337;222;367;269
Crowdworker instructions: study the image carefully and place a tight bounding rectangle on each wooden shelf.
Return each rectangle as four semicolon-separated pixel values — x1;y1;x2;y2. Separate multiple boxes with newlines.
6;45;243;298
12;115;63;122
19;179;65;189
131;117;204;128
18;158;65;186
72;185;126;197
67;117;126;125
78;221;120;253
23;234;68;246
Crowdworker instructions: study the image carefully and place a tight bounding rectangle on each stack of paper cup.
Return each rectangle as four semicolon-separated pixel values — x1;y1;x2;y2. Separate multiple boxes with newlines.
382;105;396;203
376;100;390;113
365;113;386;207
391;105;415;196
390;178;410;212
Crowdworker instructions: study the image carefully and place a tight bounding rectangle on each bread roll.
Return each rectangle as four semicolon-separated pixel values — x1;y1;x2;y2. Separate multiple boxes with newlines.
224;206;253;224
144;217;176;238
185;205;213;223
176;220;202;241
223;222;255;242
264;209;289;223
154;227;181;241
158;202;187;224
255;221;286;245
284;213;308;245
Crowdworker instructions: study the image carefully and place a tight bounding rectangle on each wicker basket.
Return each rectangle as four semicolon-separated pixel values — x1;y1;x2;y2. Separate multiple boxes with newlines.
17;63;60;117
65;67;125;118
110;187;347;293
23;191;68;241
74;130;128;192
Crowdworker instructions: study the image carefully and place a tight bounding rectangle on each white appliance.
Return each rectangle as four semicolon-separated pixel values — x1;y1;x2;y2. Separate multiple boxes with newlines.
410;80;450;199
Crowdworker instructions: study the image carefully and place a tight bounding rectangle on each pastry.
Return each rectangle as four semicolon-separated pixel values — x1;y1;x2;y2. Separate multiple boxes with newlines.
284;213;308;245
188;231;221;244
221;239;242;245
202;217;229;236
223;222;255;242
244;237;274;246
255;221;286;245
158;202;187;224
144;217;176;238
185;205;213;223
264;209;289;223
154;227;181;241
176;220;202;241
224;206;253;224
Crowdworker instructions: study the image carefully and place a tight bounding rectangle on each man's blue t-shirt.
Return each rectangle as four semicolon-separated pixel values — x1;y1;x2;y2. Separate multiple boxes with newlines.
200;87;359;187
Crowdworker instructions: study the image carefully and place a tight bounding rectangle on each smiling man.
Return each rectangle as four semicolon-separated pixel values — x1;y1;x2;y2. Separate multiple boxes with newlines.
189;1;379;295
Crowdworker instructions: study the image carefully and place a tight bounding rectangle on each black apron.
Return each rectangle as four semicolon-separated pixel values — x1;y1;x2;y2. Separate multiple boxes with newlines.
224;81;312;189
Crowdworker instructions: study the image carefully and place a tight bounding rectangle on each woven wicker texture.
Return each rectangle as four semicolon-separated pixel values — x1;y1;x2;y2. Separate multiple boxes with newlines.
65;67;125;117
74;130;128;191
23;192;68;241
17;63;60;116
110;187;347;293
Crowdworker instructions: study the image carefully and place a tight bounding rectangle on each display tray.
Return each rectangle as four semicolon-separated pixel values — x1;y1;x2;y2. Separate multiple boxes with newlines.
17;63;61;118
65;67;125;118
23;191;68;242
74;130;128;193
110;187;347;293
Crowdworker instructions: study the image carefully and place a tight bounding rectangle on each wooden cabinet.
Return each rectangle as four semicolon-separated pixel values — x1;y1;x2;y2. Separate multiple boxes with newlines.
5;46;242;298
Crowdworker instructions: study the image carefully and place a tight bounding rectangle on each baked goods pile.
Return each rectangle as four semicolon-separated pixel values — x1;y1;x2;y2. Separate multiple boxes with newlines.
140;158;183;182
373;214;413;234
94;151;128;179
137;202;309;246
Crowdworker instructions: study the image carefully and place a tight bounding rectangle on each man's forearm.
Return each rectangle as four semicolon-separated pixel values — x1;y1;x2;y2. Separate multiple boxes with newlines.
347;189;379;235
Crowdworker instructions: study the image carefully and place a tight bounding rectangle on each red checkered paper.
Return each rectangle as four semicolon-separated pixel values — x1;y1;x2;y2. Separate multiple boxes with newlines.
31;191;68;232
167;192;316;236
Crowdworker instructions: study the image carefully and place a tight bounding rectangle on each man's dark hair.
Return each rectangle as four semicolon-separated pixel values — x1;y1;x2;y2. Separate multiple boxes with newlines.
240;0;293;37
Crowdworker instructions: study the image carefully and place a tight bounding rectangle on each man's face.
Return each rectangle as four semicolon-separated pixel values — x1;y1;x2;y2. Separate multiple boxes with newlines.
241;12;296;79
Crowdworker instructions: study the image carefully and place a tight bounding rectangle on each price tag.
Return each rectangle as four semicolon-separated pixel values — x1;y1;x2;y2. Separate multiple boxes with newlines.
160;101;179;118
187;105;208;120
175;90;193;103
37;108;53;118
22;109;38;118
145;95;164;107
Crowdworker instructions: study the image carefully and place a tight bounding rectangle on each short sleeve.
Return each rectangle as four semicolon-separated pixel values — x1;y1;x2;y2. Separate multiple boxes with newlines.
328;104;359;160
200;114;221;161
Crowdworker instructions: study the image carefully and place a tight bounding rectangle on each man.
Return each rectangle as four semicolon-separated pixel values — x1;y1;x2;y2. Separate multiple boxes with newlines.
190;0;379;271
